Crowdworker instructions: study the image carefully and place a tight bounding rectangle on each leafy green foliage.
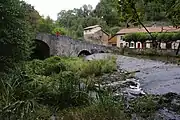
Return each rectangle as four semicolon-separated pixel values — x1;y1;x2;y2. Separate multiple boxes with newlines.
0;56;117;119
124;32;180;43
56;5;110;39
58;96;129;120
37;16;55;34
52;27;68;35
110;26;121;35
94;0;120;27
124;33;149;43
118;0;180;27
20;1;41;33
61;57;116;78
0;0;33;72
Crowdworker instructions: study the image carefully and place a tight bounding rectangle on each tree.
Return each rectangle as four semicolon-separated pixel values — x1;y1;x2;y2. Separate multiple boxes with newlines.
20;1;41;33
38;16;55;34
52;27;67;35
110;26;121;35
81;4;93;17
56;4;110;39
76;25;84;39
118;0;180;50
0;0;33;72
94;0;120;27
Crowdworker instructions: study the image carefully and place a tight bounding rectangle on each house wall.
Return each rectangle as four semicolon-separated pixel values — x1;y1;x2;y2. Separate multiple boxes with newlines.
117;35;126;48
129;41;135;48
115;33;179;50
160;42;166;49
146;40;152;48
136;41;143;49
108;36;117;46
101;32;109;45
84;30;109;45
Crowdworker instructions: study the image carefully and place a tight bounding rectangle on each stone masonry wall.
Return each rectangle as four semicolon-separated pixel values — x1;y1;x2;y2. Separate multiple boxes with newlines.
35;33;115;57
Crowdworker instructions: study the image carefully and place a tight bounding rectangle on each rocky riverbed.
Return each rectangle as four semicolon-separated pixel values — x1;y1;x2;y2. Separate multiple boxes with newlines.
86;53;180;95
116;55;180;95
85;53;180;120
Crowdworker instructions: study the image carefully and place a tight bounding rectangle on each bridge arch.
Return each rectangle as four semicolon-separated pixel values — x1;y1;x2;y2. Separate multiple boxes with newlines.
78;50;91;57
31;39;50;60
99;51;105;53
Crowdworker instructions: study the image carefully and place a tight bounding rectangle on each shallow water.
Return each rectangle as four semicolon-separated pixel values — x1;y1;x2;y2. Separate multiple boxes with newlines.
86;53;180;95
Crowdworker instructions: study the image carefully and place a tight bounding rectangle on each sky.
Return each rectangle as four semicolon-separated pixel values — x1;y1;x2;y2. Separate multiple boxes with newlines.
24;0;100;20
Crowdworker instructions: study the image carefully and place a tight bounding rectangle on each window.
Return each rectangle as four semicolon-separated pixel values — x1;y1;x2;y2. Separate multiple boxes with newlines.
120;43;123;47
112;44;117;46
166;42;171;49
120;36;123;40
126;42;129;47
130;42;134;47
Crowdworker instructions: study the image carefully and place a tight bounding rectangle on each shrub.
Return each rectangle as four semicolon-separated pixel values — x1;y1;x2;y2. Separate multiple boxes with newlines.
78;59;116;77
26;57;66;76
61;56;117;77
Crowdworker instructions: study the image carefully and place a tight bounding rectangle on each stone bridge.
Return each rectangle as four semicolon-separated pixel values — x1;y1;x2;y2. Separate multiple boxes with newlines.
32;33;119;59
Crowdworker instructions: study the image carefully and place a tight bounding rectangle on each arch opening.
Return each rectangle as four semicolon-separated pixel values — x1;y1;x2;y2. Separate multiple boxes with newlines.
78;50;91;57
99;51;105;53
31;40;50;60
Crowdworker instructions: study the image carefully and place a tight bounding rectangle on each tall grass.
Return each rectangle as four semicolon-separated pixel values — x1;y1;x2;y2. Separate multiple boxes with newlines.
0;56;117;119
62;56;117;77
58;96;129;120
1;56;172;119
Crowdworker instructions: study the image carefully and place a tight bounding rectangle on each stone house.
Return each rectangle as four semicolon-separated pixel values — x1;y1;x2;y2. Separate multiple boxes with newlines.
84;25;109;45
109;26;180;49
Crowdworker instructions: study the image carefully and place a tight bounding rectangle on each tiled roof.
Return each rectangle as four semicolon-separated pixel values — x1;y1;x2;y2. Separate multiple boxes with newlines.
84;25;100;30
116;26;180;35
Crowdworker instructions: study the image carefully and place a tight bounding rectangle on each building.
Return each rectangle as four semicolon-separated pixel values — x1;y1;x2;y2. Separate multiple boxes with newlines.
109;26;180;49
108;35;117;46
84;25;109;45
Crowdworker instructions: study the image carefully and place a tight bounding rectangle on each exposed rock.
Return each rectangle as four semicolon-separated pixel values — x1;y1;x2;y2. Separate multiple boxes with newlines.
85;53;180;120
156;108;180;120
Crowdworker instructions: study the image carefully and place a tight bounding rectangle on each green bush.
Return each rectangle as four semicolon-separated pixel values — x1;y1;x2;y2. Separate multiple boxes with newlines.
62;57;116;77
124;32;180;43
26;57;66;76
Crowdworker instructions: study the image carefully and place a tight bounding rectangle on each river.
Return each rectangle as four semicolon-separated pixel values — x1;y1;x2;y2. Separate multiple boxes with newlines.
86;53;180;95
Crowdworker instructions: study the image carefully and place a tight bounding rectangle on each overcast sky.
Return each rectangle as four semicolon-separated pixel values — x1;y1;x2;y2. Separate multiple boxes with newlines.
24;0;100;20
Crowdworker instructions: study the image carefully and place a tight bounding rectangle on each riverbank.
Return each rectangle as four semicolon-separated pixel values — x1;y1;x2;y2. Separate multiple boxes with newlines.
126;54;180;65
122;48;180;65
1;55;180;120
